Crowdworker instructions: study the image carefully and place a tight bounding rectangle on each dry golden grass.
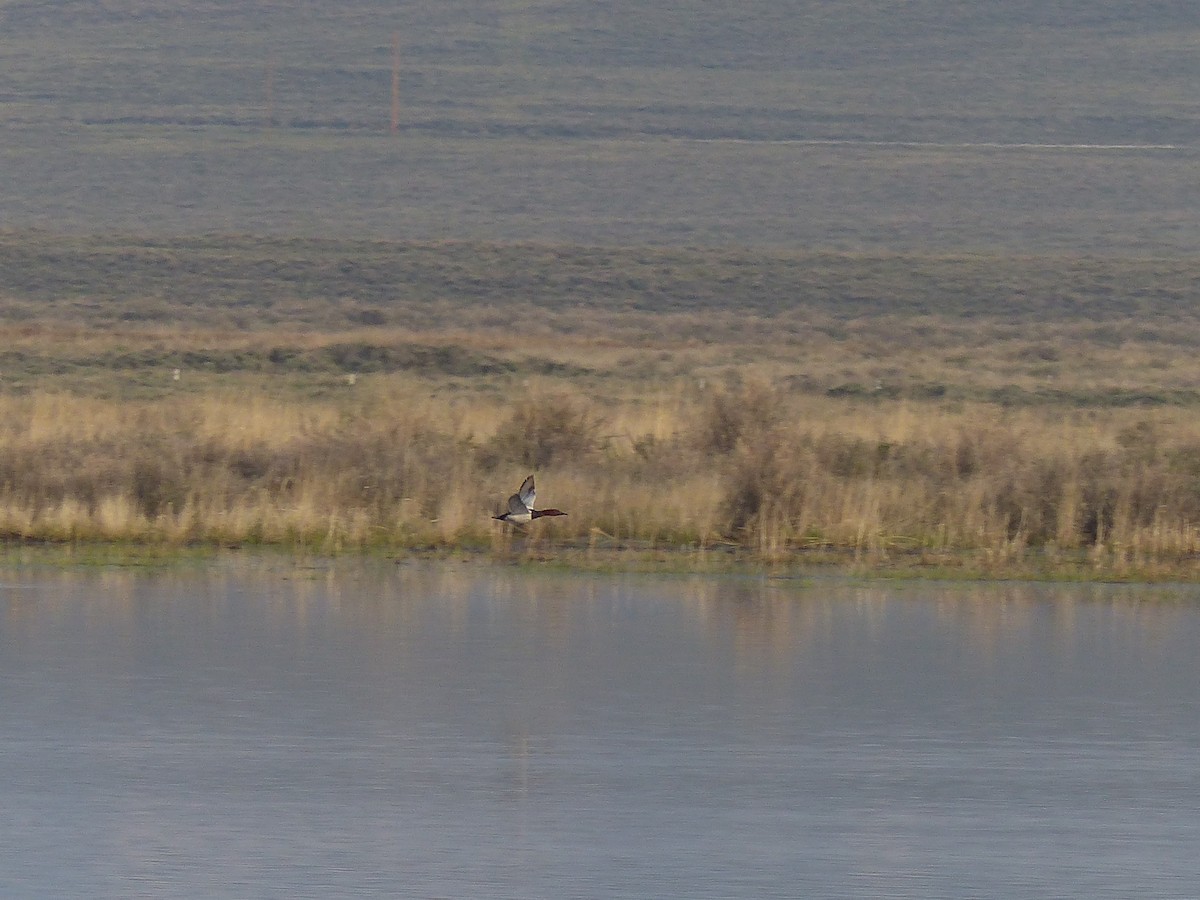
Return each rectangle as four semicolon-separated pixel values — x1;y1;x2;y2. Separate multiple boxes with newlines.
2;373;1200;580
5;234;1200;577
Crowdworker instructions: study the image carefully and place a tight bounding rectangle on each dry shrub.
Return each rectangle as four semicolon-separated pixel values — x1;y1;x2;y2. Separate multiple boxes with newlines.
697;382;784;454
815;434;891;478
722;436;816;546
485;393;601;469
987;457;1070;546
131;452;188;518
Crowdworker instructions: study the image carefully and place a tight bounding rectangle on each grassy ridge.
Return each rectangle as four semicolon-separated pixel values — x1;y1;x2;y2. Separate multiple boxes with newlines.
5;232;1200;323
3;232;1200;578
2;232;1200;403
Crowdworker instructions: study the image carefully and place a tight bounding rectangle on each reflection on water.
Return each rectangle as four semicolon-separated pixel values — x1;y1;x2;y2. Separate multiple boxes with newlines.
2;559;1199;899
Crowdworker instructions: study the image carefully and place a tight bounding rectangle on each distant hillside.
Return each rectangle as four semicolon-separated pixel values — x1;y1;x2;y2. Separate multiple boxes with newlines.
1;1;1198;250
2;232;1197;328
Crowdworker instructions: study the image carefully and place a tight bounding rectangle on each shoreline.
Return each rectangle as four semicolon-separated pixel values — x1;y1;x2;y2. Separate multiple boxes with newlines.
3;539;1198;585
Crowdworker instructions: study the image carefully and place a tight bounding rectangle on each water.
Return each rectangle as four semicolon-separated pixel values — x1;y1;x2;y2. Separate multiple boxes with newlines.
2;561;1198;898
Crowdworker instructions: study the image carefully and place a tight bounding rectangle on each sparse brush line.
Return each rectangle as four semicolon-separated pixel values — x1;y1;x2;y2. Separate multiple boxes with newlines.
0;385;1197;578
684;137;1189;152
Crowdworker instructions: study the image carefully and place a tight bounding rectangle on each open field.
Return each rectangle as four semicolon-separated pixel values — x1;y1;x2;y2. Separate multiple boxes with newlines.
3;2;1200;253
3;232;1200;578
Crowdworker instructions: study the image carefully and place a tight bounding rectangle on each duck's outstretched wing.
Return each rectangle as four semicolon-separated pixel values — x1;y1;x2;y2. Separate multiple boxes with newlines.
517;475;536;509
506;490;529;516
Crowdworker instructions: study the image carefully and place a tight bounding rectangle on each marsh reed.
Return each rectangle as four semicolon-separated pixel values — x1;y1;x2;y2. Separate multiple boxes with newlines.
4;232;1200;576
2;382;1200;577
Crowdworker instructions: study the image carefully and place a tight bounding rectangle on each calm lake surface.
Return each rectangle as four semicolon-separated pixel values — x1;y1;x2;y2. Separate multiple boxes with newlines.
2;560;1198;898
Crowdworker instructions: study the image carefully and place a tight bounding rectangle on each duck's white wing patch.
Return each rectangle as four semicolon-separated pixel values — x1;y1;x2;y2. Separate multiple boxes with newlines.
517;475;536;509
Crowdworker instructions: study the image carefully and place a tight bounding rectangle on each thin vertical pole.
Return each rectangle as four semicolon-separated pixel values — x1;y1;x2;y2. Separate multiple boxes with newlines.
263;52;277;128
390;32;400;134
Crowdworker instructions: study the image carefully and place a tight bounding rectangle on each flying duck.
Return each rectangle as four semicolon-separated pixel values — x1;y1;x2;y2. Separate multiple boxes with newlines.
493;475;567;524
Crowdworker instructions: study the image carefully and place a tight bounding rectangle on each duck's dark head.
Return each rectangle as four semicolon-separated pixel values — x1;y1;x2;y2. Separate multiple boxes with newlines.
531;508;567;519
